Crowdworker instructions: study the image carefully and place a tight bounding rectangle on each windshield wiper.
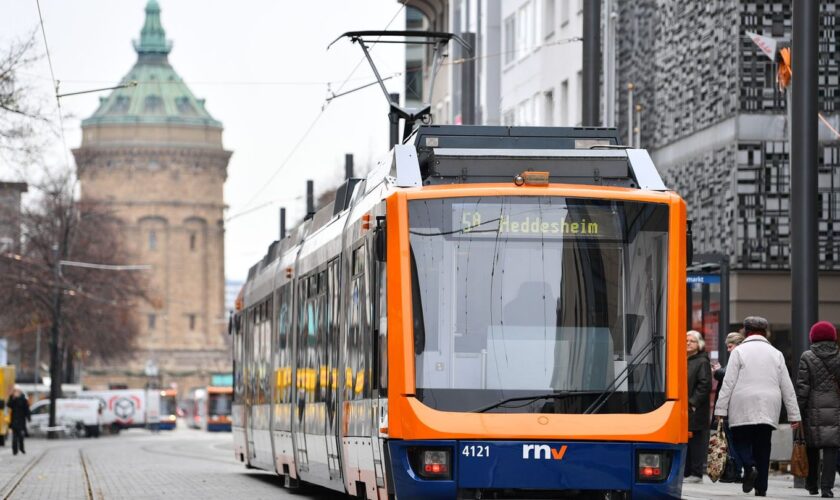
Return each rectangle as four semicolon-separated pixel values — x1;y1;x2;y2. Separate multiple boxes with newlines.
583;334;664;415
471;391;602;413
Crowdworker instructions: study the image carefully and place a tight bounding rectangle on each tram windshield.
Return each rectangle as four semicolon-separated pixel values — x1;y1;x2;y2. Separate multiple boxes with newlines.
161;395;177;417
408;196;669;414
208;393;232;417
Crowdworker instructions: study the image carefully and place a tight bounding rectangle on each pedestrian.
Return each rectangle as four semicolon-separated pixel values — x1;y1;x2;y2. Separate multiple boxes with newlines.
714;316;801;497
714;331;746;483
684;330;712;483
796;321;840;498
6;386;30;456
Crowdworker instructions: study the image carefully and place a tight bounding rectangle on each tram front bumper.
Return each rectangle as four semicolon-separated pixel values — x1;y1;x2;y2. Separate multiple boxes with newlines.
386;440;685;499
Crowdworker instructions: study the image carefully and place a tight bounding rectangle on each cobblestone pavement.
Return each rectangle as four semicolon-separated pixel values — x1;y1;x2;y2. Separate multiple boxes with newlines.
682;474;840;499
0;427;344;499
4;428;836;499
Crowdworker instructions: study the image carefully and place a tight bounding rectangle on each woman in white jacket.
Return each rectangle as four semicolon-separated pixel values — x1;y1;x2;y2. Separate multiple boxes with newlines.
714;316;801;497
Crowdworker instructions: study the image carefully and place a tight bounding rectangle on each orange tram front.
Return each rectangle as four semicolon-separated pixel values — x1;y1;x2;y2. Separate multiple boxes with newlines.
231;125;688;499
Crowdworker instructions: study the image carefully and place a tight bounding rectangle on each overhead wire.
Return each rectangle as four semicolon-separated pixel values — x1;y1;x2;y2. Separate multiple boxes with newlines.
445;36;583;66
35;0;72;172
229;3;405;222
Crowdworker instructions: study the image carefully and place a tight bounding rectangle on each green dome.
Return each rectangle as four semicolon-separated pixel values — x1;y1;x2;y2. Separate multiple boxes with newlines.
82;0;221;129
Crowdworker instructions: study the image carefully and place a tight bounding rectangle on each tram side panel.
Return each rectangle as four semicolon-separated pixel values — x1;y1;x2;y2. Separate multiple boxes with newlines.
339;202;389;500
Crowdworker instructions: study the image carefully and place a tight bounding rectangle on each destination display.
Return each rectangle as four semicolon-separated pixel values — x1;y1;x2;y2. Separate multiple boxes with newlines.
451;201;621;239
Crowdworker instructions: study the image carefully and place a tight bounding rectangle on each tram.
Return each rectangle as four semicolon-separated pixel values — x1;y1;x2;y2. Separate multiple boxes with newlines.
159;388;177;430
231;124;689;499
186;386;233;432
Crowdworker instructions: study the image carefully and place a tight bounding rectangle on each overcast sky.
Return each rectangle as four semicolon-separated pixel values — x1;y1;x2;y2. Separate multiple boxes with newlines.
1;0;405;281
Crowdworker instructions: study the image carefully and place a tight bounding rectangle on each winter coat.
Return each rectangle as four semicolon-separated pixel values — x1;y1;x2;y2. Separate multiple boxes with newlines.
6;394;30;431
713;365;726;405
714;335;801;428
687;351;712;430
796;341;840;448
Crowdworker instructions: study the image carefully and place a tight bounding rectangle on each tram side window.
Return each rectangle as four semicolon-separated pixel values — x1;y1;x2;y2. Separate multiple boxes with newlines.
347;244;370;401
276;285;291;404
375;258;387;393
255;303;263;405
327;259;340;410
263;296;273;405
248;307;257;405
296;278;308;412
234;314;244;404
316;270;328;404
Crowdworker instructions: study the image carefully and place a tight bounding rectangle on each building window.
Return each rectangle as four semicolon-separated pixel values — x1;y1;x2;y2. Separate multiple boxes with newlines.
148;314;156;330
560;79;569;125
543;90;554;126
175;96;197;115
576;70;583;126
148;230;157;251
503;14;516;65
561;0;570;26
544;0;556;37
108;95;130;114
144;95;164;113
516;3;533;58
189;314;196;331
189;233;196;251
406;65;423;102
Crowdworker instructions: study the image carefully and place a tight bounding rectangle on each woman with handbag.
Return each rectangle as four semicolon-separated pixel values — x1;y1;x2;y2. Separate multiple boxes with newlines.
714;332;746;483
714;316;802;497
685;330;712;483
796;321;840;497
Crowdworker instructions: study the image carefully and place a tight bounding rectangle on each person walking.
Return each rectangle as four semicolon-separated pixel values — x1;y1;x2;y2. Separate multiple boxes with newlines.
714;316;801;497
6;387;30;456
685;330;712;483
796;321;840;498
714;331;746;483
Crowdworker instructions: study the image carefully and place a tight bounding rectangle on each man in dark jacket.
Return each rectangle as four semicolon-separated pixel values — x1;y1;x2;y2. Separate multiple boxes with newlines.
6;387;30;455
796;321;840;497
685;330;712;483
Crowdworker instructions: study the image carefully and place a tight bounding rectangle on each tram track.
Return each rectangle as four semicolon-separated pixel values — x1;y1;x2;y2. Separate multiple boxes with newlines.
1;450;46;500
139;440;235;466
79;449;101;500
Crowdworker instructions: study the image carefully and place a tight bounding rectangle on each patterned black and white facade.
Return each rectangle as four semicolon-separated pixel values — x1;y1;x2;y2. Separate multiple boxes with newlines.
617;0;840;271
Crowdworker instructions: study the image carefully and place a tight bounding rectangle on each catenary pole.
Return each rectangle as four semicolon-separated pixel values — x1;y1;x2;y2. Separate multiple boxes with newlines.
48;244;61;439
790;0;818;369
582;0;601;126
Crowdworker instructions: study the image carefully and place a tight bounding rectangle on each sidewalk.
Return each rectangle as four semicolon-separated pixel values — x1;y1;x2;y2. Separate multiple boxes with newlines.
682;473;838;499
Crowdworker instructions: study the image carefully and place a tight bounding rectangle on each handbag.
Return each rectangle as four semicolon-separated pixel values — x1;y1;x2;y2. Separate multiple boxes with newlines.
791;426;809;478
706;418;728;482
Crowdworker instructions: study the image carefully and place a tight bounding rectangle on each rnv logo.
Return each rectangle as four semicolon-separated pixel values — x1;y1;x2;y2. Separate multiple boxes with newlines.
522;444;568;460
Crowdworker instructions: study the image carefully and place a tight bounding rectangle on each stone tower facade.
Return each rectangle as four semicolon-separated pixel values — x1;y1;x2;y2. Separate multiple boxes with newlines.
73;0;231;395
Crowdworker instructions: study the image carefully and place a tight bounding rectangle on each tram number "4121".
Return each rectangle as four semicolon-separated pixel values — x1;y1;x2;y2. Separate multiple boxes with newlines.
462;445;490;457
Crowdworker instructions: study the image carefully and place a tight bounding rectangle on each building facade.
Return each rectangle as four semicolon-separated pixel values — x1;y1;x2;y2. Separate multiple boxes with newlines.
73;0;231;394
402;0;584;127
616;0;840;358
500;0;584;127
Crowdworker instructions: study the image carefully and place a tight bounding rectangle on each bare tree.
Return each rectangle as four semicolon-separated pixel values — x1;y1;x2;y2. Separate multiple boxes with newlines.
1;174;148;376
0;30;50;167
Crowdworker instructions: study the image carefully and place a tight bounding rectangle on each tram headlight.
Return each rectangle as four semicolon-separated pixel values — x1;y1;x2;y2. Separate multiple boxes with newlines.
409;447;452;480
636;451;671;482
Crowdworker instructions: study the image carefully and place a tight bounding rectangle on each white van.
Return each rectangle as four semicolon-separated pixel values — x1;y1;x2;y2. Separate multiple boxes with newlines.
79;389;160;432
29;398;102;437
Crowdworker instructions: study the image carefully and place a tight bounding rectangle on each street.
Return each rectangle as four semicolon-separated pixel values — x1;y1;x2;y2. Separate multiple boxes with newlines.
0;426;344;500
0;425;834;499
